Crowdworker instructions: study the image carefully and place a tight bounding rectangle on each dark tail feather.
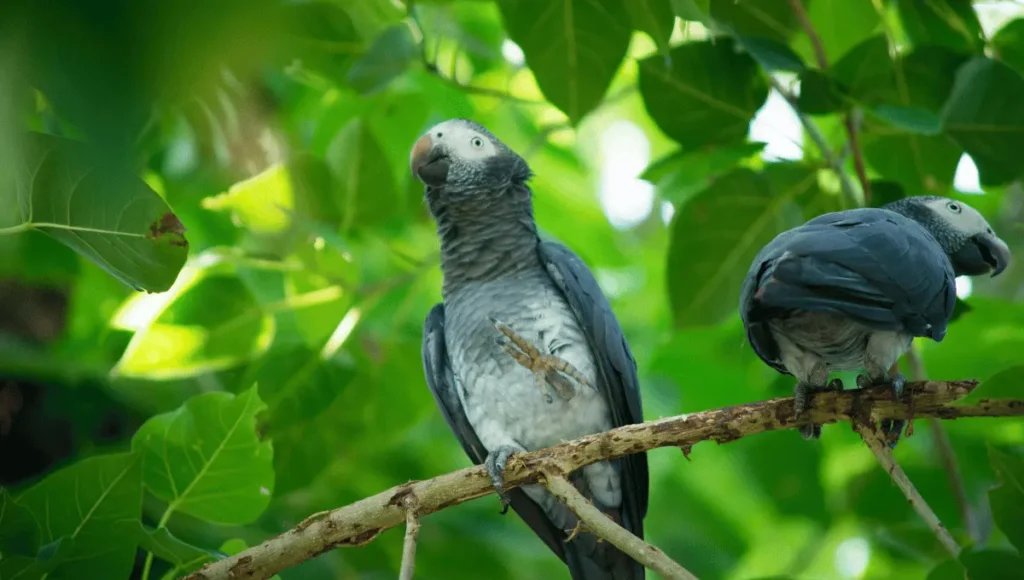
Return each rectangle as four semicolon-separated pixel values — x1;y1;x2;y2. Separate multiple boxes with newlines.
564;526;644;580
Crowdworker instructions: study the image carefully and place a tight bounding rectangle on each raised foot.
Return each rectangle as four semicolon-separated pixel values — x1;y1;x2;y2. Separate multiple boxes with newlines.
490;316;592;404
856;372;907;448
485;445;518;514
794;378;843;440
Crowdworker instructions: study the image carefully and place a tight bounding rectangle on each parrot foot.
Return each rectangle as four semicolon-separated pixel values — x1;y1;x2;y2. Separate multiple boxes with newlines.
856;372;907;448
485;445;517;514
793;378;843;440
490;316;592;403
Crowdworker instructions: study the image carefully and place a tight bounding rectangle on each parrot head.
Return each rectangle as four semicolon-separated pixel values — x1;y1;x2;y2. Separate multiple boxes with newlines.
409;119;531;196
884;196;1011;277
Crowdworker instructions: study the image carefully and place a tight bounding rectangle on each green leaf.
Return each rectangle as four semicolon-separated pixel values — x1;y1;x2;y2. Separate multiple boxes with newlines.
867;105;942;135
15;452;143;580
797;69;845;115
671;0;711;24
0;489;39;557
325;118;403;229
866;179;906;208
734;36;806;73
941;57;1024;186
496;0;631;124
791;0;881;63
897;0;984;55
956;365;1024;405
861;47;968;195
0;537;75;580
642;142;767;204
202;156;339;235
988;447;1024;553
639;39;769;150
278;2;362;79
993;19;1024;76
627;0;674;59
829;34;897;104
344;23;418;94
113;271;273;379
245;344;356;431
666;164;818;328
131;387;274;525
708;0;802;44
1;132;188;292
961;550;1024;579
137;523;214;569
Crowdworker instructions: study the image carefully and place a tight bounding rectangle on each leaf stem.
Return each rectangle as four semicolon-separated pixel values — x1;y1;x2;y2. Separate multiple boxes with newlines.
140;504;177;580
0;223;32;236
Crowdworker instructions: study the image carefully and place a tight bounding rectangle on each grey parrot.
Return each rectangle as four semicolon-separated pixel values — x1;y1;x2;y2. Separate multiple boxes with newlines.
740;196;1010;444
411;118;649;580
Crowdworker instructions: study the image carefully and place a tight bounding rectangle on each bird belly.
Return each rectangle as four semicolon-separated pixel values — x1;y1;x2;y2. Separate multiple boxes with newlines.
444;277;621;508
770;310;871;372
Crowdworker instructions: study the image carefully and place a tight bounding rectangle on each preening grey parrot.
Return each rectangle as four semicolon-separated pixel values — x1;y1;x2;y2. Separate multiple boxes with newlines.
740;196;1011;444
410;119;649;580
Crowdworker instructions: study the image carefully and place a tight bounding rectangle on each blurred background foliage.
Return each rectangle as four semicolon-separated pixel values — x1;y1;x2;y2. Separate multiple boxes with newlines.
0;0;1023;578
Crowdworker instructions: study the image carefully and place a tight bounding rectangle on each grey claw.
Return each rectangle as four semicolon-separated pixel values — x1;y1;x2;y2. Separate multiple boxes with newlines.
890;373;906;400
485;446;517;514
798;423;821;440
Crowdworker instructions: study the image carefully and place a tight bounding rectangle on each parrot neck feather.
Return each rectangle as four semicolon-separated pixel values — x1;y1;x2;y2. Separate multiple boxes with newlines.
432;184;541;293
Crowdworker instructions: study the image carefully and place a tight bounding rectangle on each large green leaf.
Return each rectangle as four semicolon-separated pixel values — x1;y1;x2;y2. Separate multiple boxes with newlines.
626;0;674;59
131;387;274;525
708;0;802;44
897;0;984;55
941;57;1024;186
639;39;769;150
137;523;214;571
325;118;403;229
642;142;767;205
861;47;967;194
245;344;356;431
993;18;1024;76
666;164;817;328
15;452;143;580
277;1;363;79
0;489;39;557
988;447;1024;553
496;0;631;124
1;133;188;292
113;270;274;379
344;22;419;94
791;0;880;63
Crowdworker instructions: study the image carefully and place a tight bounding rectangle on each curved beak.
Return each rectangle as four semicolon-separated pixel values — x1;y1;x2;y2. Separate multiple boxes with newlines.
409;134;450;187
952;232;1011;277
975;232;1011;277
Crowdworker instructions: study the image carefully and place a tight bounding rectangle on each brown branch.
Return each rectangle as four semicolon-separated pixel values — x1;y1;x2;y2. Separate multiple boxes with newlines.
787;0;872;202
854;423;961;557
398;499;420;580
907;348;979;543
183;380;1023;580
542;471;697;580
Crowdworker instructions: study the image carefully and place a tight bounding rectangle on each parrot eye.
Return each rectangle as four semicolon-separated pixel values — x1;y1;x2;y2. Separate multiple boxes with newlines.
470;137;484;148
946;201;962;214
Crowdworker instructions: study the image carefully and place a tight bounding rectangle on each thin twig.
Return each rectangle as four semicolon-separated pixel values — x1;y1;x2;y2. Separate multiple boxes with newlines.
399;500;421;580
787;0;871;202
854;422;961;558
907;347;978;543
542;471;697;580
768;75;859;207
184;379;1022;580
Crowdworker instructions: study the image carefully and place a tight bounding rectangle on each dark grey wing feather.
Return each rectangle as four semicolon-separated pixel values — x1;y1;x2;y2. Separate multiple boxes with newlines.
538;241;649;579
421;304;571;564
740;208;956;371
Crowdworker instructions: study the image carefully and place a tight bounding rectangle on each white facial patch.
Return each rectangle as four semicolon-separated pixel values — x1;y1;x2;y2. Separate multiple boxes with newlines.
924;197;995;237
424;120;499;162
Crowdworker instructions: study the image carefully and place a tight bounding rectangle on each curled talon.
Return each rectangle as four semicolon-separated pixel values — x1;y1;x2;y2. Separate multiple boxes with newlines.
490;316;593;403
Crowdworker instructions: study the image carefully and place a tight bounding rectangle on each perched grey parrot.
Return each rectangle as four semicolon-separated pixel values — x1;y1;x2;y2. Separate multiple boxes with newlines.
411;118;648;580
740;196;1010;444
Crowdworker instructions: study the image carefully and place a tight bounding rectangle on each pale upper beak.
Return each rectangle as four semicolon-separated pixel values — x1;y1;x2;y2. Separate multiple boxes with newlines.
409;133;450;187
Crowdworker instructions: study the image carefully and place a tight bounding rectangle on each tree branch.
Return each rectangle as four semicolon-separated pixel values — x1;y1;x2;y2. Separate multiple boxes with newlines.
787;0;872;202
399;498;420;580
907;347;979;543
542;471;697;580
183;379;1023;580
854;423;961;557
